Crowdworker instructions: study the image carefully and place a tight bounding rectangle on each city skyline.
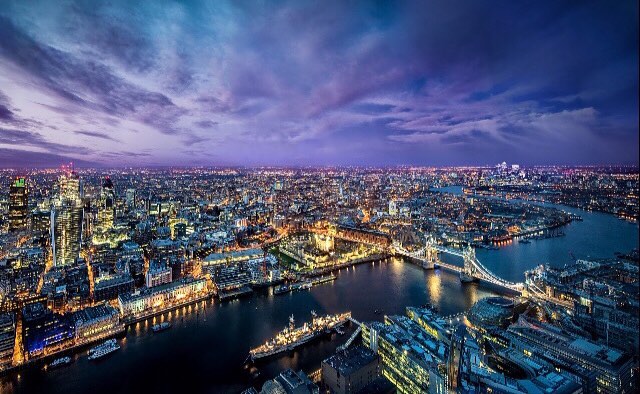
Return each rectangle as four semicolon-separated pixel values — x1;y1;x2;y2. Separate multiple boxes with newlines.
0;165;637;393
1;1;638;167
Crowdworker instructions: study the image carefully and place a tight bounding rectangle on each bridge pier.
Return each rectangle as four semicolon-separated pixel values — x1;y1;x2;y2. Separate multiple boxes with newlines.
422;235;439;270
460;246;480;283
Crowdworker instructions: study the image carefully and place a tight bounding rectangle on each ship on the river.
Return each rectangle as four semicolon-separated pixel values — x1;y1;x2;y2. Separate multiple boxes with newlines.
152;322;172;333
274;275;337;295
249;311;350;361
88;340;120;361
48;356;71;369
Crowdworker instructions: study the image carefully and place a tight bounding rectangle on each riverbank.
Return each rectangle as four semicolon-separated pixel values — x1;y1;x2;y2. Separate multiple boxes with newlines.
461;186;638;223
0;325;125;378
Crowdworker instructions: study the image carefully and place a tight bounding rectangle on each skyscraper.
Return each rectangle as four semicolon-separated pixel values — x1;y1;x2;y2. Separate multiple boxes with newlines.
8;177;28;232
51;171;83;266
125;188;136;210
59;170;81;200
96;177;115;230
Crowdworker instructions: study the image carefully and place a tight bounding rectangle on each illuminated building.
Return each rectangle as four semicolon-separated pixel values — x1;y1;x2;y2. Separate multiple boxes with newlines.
94;272;135;302
145;261;172;288
51;199;83;266
507;317;634;394
71;304;123;343
51;171;84;266
117;277;207;317
125;188;136;210
362;316;448;394
466;297;514;329
8;177;28;232
0;313;15;369
96;177;115;230
388;200;398;216
22;303;74;358
209;264;253;299
91;224;129;248
30;208;50;235
406;307;451;345
313;233;334;253
203;248;264;267
59;170;81;200
235;217;248;229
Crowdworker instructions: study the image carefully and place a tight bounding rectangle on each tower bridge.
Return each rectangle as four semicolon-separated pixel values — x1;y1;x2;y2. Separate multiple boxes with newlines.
306;224;524;293
393;236;525;293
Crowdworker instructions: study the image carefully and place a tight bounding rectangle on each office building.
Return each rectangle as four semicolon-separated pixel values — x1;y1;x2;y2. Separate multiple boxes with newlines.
117;277;207;317
71;304;123;343
0;313;15;368
125;188;136;210
9;177;28;232
51;171;84;267
51;199;83;266
321;346;380;394
145;262;172;288
362;316;448;394
506;316;634;394
96;177;115;230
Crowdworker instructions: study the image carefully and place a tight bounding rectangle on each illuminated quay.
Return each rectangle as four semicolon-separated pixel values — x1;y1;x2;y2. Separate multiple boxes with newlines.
117;276;210;324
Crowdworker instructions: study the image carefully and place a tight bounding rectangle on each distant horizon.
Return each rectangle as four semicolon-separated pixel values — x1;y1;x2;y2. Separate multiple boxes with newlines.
1;162;638;171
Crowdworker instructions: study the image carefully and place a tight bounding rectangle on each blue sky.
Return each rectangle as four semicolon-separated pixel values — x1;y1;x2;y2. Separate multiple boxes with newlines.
0;1;637;167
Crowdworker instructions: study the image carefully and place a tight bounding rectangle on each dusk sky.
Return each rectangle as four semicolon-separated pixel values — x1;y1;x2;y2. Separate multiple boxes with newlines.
0;1;638;167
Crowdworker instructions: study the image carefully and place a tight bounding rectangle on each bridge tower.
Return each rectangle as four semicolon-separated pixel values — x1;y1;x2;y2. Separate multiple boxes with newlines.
460;245;479;282
423;235;439;269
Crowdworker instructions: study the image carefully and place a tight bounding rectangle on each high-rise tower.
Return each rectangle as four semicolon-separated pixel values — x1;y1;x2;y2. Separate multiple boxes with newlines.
8;177;28;232
51;170;83;266
96;177;115;230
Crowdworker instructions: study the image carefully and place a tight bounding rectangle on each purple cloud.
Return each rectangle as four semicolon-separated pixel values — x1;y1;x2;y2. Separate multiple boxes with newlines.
0;1;636;166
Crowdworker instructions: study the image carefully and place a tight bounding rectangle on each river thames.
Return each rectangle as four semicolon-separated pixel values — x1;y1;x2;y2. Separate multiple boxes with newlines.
1;197;637;393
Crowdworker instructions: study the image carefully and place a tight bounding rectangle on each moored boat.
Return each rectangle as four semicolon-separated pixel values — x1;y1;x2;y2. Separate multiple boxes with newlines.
249;311;351;361
152;322;172;333
88;341;120;361
48;356;72;369
88;339;117;356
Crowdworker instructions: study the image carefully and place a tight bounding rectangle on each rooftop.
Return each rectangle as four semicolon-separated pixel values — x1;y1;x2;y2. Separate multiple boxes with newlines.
323;345;377;376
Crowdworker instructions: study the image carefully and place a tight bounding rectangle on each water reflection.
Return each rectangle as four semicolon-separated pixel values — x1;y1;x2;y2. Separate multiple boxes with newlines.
426;271;442;305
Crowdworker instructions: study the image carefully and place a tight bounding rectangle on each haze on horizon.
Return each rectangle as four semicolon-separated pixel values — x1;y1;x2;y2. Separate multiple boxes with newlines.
0;1;638;168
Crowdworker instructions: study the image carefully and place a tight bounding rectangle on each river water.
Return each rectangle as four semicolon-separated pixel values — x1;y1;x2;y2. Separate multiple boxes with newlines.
435;186;639;281
2;192;637;394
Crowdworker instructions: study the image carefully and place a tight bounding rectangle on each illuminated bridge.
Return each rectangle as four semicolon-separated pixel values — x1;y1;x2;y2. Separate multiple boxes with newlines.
393;236;525;293
307;224;524;293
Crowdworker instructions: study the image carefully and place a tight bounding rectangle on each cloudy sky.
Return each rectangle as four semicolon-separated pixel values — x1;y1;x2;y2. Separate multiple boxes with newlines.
0;1;637;167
